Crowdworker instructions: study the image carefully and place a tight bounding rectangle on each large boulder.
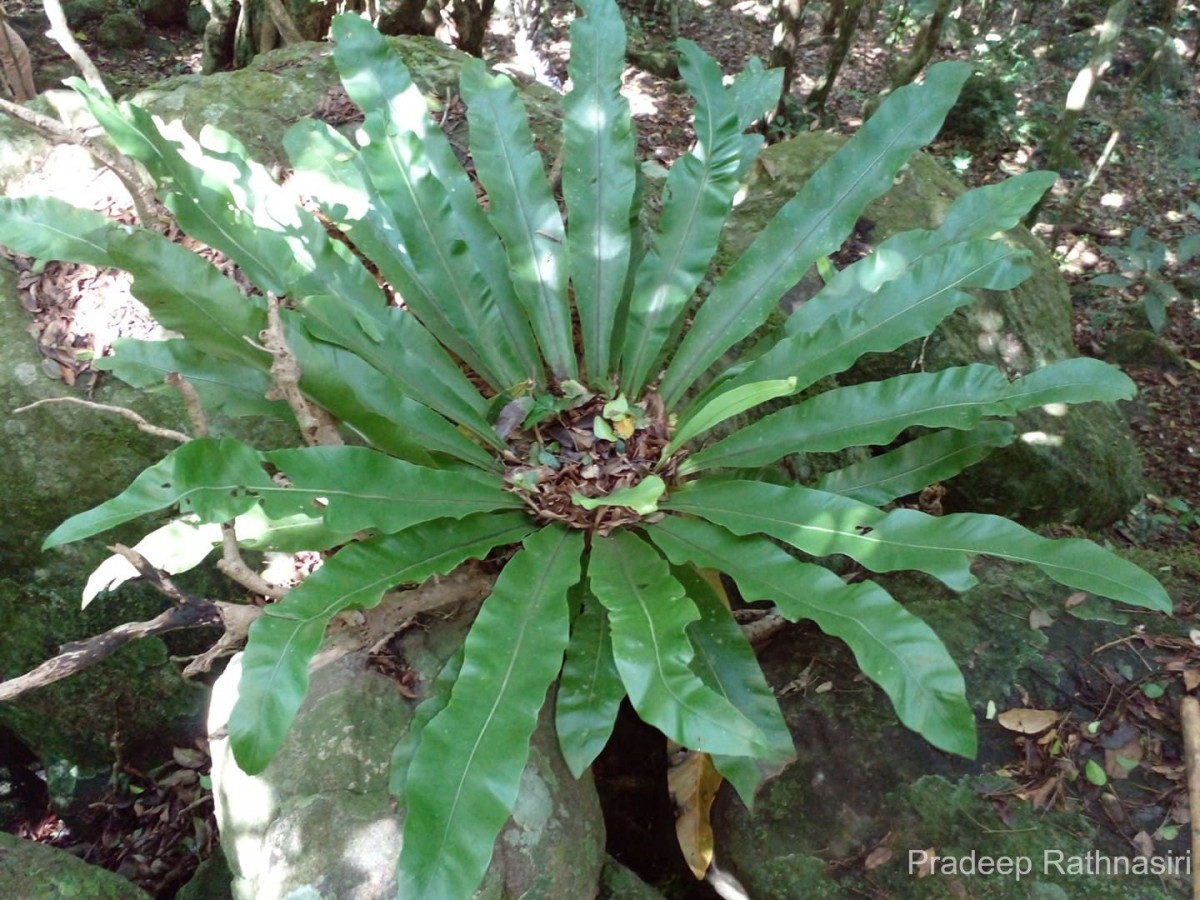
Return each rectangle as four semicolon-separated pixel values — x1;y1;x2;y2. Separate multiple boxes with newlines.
0;831;151;899
0;231;291;771
724;133;1143;528
208;585;607;900
0;268;209;765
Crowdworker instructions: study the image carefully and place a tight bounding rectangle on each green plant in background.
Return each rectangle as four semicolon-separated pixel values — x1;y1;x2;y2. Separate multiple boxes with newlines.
0;1;1172;896
1091;224;1200;332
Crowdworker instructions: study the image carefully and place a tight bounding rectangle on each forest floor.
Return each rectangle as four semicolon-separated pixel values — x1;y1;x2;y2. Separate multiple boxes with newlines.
3;1;1199;897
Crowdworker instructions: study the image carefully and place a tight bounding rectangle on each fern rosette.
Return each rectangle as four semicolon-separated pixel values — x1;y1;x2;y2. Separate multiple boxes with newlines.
0;2;1171;896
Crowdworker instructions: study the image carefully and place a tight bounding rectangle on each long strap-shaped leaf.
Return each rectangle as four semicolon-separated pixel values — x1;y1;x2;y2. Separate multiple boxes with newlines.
589;531;770;757
108;230;269;370
619;41;745;396
0;196;121;266
284;119;525;389
259;446;520;534
659;61;972;407
397;526;582;900
331;15;543;387
75;82;388;313
298;296;501;448
1002;356;1136;408
814;422;1016;506
785;171;1058;339
729;58;783;133
685;357;1137;472
666;479;965;590
97;338;289;420
281;311;496;469
229;512;535;775
672;565;795;807
685;364;1012;472
390;647;464;799
461;59;575;381
713;239;1030;402
666;479;1172;610
562;0;637;382
649;516;977;757
556;591;626;778
42;437;274;549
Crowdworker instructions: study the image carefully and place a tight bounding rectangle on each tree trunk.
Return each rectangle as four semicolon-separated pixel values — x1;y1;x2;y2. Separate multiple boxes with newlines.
888;0;953;90
1023;0;1130;229
768;0;810;120
1043;0;1131;172
822;0;845;37
863;0;952;118
808;0;864;115
446;0;497;57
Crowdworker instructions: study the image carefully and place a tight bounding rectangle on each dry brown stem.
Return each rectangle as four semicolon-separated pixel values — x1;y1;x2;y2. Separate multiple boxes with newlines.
262;296;344;446
216;522;287;599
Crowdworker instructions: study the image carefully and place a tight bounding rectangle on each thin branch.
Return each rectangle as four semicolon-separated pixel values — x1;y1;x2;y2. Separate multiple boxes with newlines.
14;396;190;443
0;95;159;227
262;295;344;446
40;0;110;98
216;522;287;599
109;543;191;603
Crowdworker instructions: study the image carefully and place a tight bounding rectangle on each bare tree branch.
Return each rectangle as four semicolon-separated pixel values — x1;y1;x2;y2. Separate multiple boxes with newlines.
0;94;160;226
165;372;208;438
40;0;110;98
0;601;224;702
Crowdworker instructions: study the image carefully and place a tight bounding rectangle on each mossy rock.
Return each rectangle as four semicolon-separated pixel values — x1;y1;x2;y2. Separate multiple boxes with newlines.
97;12;147;50
210;601;607;899
62;0;110;28
0;831;150;899
0;270;295;767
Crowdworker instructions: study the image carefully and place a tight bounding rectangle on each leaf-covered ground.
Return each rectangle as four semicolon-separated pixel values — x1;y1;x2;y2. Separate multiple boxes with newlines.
1;1;1198;897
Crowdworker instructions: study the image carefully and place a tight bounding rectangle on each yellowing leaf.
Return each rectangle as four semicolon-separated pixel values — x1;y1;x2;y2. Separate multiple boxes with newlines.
667;750;722;879
996;708;1059;734
614;416;636;439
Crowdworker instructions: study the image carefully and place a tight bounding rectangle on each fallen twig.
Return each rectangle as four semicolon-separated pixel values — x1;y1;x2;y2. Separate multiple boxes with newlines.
0;600;221;703
14;396;190;443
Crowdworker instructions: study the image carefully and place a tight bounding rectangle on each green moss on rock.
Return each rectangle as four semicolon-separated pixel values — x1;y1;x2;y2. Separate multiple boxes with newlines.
0;831;151;898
